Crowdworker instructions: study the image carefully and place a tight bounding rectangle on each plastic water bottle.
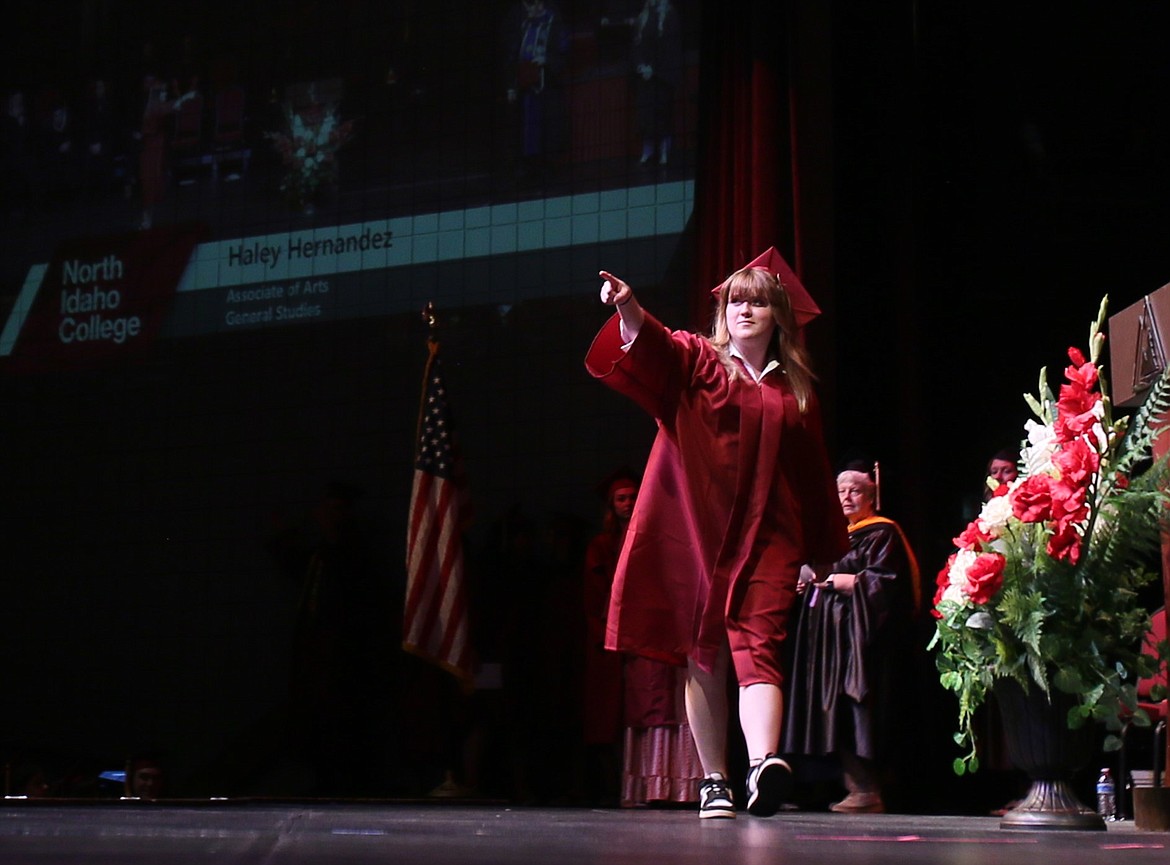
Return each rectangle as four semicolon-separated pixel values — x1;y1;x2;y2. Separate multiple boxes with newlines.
1096;768;1116;820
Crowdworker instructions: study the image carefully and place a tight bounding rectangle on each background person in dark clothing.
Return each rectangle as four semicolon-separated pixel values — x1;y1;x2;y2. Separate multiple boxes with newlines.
783;462;920;813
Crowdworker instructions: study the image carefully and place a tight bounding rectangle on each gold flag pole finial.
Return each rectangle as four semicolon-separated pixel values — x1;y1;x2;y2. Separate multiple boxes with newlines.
422;301;437;331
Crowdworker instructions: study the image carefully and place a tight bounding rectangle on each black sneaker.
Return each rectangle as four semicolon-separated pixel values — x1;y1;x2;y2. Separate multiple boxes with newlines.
746;755;792;817
698;773;736;819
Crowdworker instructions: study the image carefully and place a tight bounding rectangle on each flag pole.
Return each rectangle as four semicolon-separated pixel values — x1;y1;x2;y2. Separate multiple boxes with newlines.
415;302;439;447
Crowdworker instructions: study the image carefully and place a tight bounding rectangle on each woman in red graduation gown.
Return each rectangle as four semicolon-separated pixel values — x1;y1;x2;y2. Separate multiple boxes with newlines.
584;253;847;818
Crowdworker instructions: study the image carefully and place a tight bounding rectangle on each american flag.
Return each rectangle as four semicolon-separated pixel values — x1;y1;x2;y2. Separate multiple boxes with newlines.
403;338;474;690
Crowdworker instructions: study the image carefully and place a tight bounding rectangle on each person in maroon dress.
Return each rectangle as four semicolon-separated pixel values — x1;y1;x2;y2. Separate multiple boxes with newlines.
582;469;640;804
620;646;703;808
584;253;847;818
583;469;703;807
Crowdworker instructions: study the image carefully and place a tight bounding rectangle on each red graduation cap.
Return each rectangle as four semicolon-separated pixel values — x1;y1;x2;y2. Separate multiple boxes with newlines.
711;246;822;330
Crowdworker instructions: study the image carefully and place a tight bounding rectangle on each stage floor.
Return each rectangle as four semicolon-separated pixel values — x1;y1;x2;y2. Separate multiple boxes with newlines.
0;803;1167;865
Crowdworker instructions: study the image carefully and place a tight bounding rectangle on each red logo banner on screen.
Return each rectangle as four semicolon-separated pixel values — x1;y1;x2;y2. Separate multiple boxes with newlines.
5;223;205;373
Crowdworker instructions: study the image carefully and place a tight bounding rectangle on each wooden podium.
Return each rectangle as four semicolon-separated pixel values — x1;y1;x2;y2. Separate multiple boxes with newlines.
1109;285;1170;409
1110;286;1170;809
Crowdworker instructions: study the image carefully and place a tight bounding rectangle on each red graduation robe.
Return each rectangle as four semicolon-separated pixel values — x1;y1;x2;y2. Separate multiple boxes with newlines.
582;529;626;744
585;312;847;676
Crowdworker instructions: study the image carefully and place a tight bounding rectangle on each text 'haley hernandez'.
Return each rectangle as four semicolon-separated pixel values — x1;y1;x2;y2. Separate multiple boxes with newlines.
227;227;395;269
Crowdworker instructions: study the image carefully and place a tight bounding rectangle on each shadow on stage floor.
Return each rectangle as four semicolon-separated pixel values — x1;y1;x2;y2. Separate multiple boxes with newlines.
0;800;1167;865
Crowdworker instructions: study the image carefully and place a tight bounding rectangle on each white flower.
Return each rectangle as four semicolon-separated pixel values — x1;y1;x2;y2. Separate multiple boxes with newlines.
949;549;978;588
978;490;1014;533
1022;419;1057;475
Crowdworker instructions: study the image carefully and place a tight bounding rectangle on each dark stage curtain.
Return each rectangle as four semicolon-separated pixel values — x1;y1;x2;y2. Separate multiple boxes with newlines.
688;0;838;429
690;0;817;332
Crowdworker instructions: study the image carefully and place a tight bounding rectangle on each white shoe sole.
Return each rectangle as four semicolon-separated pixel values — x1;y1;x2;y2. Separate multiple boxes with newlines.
699;806;736;819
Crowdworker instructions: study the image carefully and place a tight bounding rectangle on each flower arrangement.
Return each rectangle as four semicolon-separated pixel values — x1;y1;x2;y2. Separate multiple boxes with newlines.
931;297;1170;774
265;101;354;210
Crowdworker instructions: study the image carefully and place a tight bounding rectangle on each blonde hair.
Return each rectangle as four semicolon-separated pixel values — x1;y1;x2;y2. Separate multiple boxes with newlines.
709;266;817;413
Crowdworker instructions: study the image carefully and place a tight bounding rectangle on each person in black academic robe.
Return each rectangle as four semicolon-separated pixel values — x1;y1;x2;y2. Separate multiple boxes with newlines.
782;464;920;813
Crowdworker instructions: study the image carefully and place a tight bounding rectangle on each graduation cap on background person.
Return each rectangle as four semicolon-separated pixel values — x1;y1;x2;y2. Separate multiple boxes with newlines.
711;246;822;330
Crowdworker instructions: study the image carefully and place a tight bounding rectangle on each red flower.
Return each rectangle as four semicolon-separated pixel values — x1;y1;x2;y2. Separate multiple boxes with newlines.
1055;348;1101;441
931;556;955;618
954;520;991;551
1046;522;1083;564
963;553;1006;605
936;554;955;587
1053;436;1100;488
1012;474;1055;523
1049;479;1089;531
1055;393;1100;441
1064;346;1098;390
